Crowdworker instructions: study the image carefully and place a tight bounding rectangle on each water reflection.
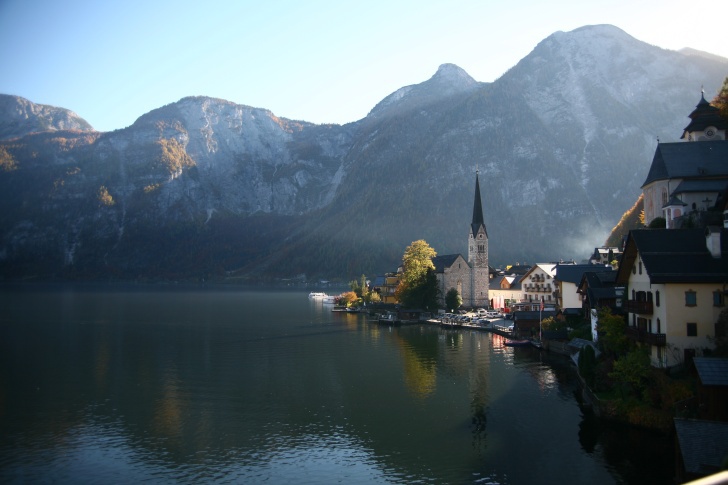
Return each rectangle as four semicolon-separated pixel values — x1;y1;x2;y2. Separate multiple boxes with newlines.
0;287;675;484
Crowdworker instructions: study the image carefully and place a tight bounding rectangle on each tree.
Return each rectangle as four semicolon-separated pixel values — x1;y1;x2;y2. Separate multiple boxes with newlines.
713;308;728;356
445;288;462;312
578;344;597;387
339;291;358;307
395;240;436;306
647;216;666;228
420;268;440;312
399;240;436;288
609;347;651;398
596;307;630;357
349;274;368;297
711;76;728;119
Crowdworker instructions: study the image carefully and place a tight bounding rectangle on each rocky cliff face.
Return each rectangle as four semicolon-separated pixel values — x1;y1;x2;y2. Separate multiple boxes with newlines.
1;25;727;282
0;94;94;140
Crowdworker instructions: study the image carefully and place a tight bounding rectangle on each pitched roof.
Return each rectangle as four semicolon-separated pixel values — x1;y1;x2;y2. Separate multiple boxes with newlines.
641;141;728;187
694;357;728;386
579;271;621;307
555;263;613;284
471;172;488;238
682;92;728;137
674;418;728;475
616;228;728;284
672;179;728;195
431;254;466;273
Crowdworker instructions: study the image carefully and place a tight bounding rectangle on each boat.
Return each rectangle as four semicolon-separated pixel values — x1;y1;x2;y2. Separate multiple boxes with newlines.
322;295;338;304
308;292;327;299
504;338;531;347
378;312;401;325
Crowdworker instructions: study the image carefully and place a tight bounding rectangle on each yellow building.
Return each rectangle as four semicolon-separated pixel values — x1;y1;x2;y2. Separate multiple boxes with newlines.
615;228;727;368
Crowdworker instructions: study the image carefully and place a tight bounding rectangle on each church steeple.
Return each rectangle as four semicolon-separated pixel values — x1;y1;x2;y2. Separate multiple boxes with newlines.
681;90;727;141
467;169;489;308
471;170;488;238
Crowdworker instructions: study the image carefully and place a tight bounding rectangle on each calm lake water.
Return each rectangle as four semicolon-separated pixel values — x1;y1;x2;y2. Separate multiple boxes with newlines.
0;285;674;484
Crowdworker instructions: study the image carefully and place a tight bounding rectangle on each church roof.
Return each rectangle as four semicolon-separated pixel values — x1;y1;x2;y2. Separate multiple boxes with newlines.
641;141;728;187
432;254;466;273
682;92;728;138
471;172;488;238
672;179;728;195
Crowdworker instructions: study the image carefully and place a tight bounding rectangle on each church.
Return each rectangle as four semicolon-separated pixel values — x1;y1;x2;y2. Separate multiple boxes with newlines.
641;91;728;228
432;172;490;309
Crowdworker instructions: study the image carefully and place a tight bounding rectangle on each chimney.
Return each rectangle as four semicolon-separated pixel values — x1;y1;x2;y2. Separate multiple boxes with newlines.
705;226;722;258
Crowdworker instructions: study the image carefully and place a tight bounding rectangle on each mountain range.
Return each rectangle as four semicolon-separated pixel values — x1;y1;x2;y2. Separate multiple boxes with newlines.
1;24;727;283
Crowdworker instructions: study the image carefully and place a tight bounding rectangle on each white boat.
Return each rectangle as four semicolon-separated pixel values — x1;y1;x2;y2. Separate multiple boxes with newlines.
308;292;327;299
322;295;338;304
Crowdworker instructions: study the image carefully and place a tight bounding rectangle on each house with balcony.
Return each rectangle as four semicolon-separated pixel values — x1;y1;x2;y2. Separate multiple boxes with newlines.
520;263;562;307
615;227;728;368
372;272;401;304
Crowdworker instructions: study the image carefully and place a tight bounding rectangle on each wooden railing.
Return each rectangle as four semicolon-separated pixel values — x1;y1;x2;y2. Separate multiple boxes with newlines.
625;326;665;346
625;300;653;314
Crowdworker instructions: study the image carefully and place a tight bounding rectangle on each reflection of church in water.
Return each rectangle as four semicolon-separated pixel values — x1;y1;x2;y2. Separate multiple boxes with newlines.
433;172;490;308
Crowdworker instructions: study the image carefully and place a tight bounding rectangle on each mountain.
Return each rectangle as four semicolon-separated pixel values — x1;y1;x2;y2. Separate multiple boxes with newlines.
1;25;727;282
0;94;94;140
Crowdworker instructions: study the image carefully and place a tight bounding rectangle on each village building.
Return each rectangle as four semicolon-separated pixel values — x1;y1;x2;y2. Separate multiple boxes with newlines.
554;263;614;316
577;270;624;341
641;92;728;228
371;272;400;304
615;228;727;368
520;263;559;307
589;246;622;266
489;273;523;311
433;172;489;308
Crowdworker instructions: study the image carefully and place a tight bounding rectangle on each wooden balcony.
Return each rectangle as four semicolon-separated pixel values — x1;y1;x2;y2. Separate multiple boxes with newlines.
625;326;665;347
625;300;653;315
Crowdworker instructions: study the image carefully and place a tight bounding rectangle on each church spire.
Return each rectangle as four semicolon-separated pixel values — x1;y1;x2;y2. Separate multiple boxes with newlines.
471;170;487;237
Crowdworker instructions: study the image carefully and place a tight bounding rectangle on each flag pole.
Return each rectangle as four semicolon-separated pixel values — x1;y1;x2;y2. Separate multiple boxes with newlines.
539;297;543;342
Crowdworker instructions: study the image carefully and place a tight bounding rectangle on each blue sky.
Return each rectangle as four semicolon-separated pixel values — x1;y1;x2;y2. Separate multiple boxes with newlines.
1;0;726;132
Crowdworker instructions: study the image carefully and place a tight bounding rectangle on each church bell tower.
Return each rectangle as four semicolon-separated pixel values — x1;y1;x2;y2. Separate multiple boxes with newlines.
468;171;489;307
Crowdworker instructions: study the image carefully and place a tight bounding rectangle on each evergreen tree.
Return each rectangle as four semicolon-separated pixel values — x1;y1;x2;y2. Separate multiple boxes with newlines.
445;288;462;312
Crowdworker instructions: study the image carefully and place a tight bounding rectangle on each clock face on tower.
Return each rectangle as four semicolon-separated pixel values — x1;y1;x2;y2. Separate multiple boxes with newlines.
705;127;716;138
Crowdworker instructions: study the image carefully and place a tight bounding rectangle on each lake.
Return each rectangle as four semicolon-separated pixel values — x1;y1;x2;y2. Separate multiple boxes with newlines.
0;285;674;484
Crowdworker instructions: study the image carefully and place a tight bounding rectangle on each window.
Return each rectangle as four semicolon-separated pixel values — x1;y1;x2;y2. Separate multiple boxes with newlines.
714;291;725;307
638;261;642;275
685;290;697;307
687;323;697;337
656;291;660;307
